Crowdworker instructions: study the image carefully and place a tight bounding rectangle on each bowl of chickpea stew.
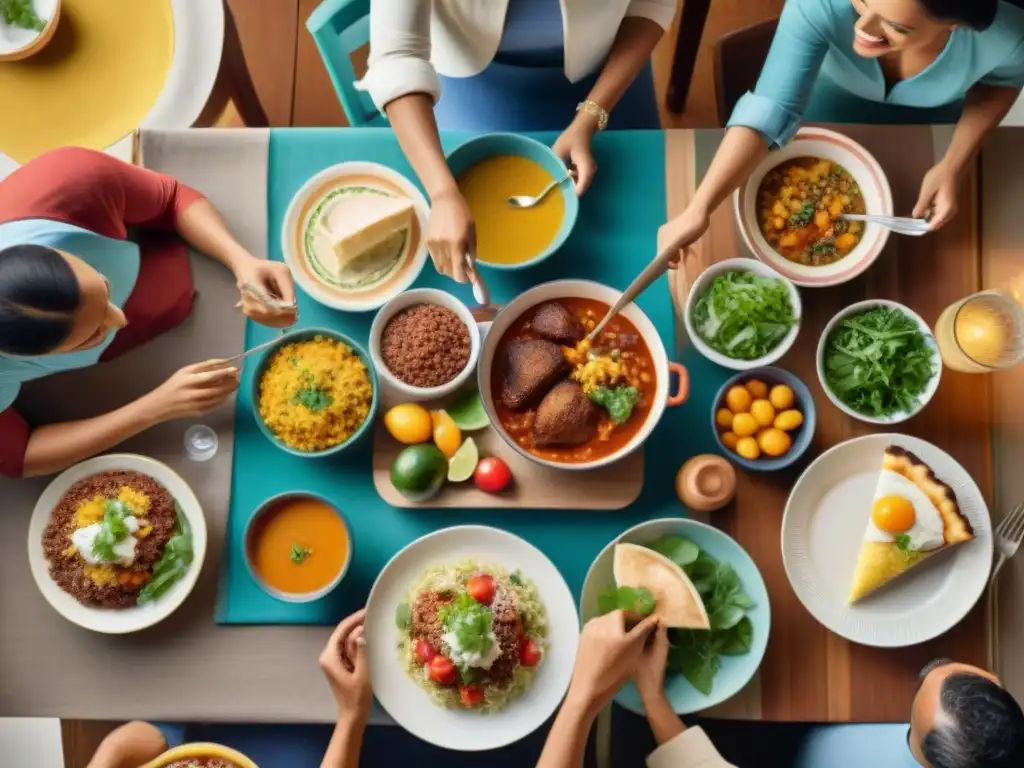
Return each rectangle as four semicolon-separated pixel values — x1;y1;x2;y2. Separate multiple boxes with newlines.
734;127;893;288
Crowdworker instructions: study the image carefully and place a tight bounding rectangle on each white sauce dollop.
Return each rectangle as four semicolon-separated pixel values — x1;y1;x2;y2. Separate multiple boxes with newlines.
71;515;140;566
443;617;502;671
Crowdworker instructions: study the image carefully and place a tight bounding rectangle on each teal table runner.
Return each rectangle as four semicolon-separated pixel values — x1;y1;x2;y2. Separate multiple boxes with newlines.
217;128;727;624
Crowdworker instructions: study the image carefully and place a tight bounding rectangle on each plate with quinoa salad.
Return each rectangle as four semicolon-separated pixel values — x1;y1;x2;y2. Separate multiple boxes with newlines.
27;454;207;633
365;525;579;751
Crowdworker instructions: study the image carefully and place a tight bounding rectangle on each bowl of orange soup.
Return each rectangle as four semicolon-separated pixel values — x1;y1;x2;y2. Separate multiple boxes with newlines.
244;492;352;603
446;133;578;270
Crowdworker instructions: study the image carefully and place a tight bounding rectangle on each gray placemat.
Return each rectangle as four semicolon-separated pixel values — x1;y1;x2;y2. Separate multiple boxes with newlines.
0;129;342;723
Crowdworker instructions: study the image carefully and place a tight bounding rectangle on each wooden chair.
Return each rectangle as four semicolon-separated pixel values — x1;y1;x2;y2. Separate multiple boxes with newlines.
713;18;778;127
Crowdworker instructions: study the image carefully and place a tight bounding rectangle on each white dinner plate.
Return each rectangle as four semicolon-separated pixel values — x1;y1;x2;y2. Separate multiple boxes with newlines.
27;454;207;634
782;433;992;647
364;525;579;751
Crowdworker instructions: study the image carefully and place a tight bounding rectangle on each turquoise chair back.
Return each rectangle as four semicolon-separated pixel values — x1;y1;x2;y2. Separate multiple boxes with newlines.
306;0;387;127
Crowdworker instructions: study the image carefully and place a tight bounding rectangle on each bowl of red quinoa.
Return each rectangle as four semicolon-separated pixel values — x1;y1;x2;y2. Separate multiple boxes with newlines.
141;742;258;768
27;454;207;634
369;288;480;401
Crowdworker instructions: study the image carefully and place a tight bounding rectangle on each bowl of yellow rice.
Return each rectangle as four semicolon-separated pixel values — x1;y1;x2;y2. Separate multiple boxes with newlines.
253;328;378;457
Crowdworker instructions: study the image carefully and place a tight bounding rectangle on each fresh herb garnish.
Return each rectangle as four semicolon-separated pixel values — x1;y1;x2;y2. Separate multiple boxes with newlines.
894;534;919;561
596;585;656;617
290;543;313;563
0;0;45;31
823;306;936;418
790;201;815;227
137;502;194;605
811;236;836;258
598;536;756;696
438;592;494;660
691;271;796;361
290;369;334;412
509;570;523;586
91;499;133;562
395;601;411;631
589;385;639;425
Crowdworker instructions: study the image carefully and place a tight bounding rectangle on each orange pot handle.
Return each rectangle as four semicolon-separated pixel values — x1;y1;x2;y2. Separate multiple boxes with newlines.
667;362;689;407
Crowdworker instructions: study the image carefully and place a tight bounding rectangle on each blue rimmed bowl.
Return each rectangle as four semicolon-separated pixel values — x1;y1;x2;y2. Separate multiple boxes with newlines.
251;327;379;458
445;133;578;270
711;366;816;472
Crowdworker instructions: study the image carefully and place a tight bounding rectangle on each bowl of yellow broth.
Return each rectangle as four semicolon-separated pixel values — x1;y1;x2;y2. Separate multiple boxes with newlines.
244;492;352;603
447;133;578;270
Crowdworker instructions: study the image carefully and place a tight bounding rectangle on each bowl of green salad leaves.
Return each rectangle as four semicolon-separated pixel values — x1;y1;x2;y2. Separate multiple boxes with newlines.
685;258;801;371
817;300;940;424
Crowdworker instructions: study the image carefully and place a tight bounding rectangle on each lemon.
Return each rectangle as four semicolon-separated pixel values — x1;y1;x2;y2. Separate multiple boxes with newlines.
758;428;791;457
745;379;769;399
384;403;432;444
750;399;776;428
716;408;735;429
447;437;479;482
736;436;761;460
725;386;752;414
769;384;795;411
732;412;759;438
431;410;463;459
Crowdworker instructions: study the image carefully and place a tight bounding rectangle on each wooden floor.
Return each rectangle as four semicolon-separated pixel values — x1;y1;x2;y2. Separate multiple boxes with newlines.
61;1;781;764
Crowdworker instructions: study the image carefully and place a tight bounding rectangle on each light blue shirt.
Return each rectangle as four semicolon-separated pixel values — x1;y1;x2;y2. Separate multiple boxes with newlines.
496;0;565;64
0;219;139;412
795;723;921;768
729;0;1024;146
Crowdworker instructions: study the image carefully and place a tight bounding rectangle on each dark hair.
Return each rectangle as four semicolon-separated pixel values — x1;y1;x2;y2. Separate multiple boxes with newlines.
922;673;1024;768
918;0;1007;30
0;244;80;355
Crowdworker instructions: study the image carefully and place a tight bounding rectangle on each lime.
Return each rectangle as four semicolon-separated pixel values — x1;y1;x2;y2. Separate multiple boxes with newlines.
447;437;479;482
445;389;490;432
391;444;447;502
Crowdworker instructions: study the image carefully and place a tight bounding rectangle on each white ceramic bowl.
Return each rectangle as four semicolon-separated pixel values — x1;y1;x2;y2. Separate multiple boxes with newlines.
684;257;802;371
27;454;207;634
816;299;942;424
479;279;689;471
370;288;481;402
734;127;893;287
281;161;430;312
364;525;580;751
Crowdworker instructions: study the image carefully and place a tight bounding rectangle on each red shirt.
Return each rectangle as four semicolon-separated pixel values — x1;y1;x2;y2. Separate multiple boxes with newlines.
0;147;205;476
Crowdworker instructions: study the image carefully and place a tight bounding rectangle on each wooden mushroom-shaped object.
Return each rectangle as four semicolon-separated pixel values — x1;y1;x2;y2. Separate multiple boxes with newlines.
676;454;736;513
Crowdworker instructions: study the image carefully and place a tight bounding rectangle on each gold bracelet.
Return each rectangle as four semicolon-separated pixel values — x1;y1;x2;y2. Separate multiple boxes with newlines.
576;100;609;131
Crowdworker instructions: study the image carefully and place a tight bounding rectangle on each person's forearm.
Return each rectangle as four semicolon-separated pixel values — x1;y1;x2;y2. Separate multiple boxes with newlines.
175;198;252;274
642;692;686;745
22;395;161;477
585;17;665;113
941;84;1020;175
689;127;768;217
537;694;599;768
86;721;167;768
321;711;368;768
386;94;459;201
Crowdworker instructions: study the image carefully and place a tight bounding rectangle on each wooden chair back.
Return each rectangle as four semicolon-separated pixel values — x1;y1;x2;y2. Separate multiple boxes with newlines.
714;18;779;127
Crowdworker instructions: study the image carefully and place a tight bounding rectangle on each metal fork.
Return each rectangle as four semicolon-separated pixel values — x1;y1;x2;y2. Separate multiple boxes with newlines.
991;501;1024;585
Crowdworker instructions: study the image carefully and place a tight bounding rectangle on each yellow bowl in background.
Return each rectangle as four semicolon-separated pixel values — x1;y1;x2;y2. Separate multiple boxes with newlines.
140;742;259;768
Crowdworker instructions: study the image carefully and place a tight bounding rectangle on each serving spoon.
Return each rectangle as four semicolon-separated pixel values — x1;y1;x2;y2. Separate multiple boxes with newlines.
506;172;573;209
586;244;680;341
838;213;930;237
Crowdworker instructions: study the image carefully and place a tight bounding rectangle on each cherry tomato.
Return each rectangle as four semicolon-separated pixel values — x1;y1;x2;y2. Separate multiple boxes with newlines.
519;638;543;667
428;655;457;685
459;684;485;707
474;457;512;494
414;640;437;664
466;574;496;605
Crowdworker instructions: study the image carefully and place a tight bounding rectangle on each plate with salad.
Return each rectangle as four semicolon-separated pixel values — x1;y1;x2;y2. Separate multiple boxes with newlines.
817;300;940;424
685;258;801;371
581;518;770;715
365;525;579;751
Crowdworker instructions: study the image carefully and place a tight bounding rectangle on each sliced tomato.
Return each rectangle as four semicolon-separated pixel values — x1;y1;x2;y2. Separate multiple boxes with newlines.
466;574;496;605
519;638;543;667
459;684;485;707
414;640;437;664
428;655;457;686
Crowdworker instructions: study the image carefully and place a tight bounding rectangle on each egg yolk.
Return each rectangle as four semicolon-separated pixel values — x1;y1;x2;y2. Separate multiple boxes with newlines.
872;495;916;533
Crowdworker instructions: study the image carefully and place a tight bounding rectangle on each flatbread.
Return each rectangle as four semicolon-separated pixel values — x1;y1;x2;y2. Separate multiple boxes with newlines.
613;543;710;629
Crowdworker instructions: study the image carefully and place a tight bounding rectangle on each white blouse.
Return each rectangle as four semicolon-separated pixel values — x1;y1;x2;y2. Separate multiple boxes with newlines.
356;0;678;113
648;726;738;768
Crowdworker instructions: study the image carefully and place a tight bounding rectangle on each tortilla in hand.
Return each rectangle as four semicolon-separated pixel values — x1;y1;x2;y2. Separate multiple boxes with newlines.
612;543;710;629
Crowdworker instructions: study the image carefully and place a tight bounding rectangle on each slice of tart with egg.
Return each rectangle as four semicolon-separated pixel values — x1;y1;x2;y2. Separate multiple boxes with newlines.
613;543;710;628
848;446;974;603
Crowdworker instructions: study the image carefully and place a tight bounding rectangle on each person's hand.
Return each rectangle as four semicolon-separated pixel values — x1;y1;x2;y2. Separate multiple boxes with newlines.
567;611;660;713
913;161;962;231
633;623;670;704
233;257;298;328
426;189;476;284
319;609;372;722
553;113;600;196
145;360;240;421
658;205;710;269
